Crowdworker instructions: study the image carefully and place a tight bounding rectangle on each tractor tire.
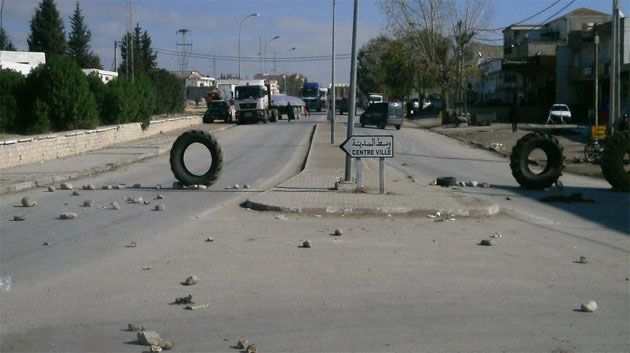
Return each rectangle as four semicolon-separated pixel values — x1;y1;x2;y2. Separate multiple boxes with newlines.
170;130;223;186
600;130;630;191
510;132;564;190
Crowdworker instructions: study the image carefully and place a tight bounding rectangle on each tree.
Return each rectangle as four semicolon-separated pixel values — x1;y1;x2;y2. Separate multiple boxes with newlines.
380;39;416;100
148;69;184;114
19;55;98;134
27;0;67;57
357;36;390;96
119;23;157;77
139;30;157;73
0;69;24;132
67;2;102;69
0;28;16;50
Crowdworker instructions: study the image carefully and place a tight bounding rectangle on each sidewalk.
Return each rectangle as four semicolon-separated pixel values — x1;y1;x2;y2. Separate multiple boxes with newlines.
246;122;499;217
0;123;232;194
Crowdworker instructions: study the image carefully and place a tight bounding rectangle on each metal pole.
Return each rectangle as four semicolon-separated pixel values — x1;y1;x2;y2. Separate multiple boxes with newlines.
379;158;384;194
113;41;118;72
238;13;260;79
330;0;336;144
609;0;618;133
355;158;362;189
345;0;359;182
594;32;599;126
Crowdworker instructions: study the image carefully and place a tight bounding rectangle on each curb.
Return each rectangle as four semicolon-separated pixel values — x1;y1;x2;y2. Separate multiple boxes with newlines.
0;124;234;195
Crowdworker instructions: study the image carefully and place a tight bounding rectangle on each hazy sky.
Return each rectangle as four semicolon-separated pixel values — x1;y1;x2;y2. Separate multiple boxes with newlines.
2;0;614;85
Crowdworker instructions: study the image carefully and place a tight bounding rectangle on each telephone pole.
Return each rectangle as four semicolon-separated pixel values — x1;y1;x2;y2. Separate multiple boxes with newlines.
345;0;359;182
330;0;336;144
609;0;620;133
594;26;599;126
125;0;134;82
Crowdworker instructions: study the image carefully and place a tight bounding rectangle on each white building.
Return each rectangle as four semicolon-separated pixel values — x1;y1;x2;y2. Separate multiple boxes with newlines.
0;50;46;75
185;71;215;87
82;69;118;83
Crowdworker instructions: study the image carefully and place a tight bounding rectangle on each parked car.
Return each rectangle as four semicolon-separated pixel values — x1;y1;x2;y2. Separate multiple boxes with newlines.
546;104;572;125
203;100;235;123
359;101;403;130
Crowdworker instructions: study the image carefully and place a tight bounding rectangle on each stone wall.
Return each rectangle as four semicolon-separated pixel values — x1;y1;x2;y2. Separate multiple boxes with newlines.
0;116;201;169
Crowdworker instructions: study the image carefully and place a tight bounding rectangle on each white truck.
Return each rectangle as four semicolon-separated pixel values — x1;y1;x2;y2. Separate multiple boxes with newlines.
234;80;280;124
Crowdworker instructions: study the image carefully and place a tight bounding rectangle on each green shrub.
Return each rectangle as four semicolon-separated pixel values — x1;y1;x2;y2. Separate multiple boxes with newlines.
19;55;98;134
147;69;184;114
85;74;108;122
0;68;24;132
102;76;156;129
134;75;156;129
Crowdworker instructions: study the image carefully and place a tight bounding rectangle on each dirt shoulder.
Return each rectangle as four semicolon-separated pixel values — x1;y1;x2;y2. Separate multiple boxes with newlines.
429;123;602;178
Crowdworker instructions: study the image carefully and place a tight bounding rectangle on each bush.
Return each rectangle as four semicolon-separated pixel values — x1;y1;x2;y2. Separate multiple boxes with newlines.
102;76;156;129
85;74;108;123
147;69;184;114
19;55;98;134
0;69;24;132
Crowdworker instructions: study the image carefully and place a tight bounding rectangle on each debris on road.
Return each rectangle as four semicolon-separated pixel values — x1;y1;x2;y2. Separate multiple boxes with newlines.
60;182;73;190
171;294;193;305
111;201;120;210
333;228;343;236
13;214;26;221
0;276;12;291
71;191;81;196
480;182;492;188
114;184;126;190
163;339;175;350
468;180;479;187
133;183;142;188
436;176;457;187
576;256;589;264
129;196;144;204
144;200;151;205
580;300;598;312
48;186;56;192
275;214;288;220
302;240;312;248
183;275;199;286
205;237;214;242
490;232;502;239
197;184;207;189
83;200;95;207
42;241;51;246
505;197;511;200
21;196;37;207
244;184;251;189
149;345;162;352
184;304;210;310
479;239;495;246
128;323;145;332
237;338;249;349
142;267;151;271
82;184;96;190
102;185;113;190
157;194;165;200
233;184;240;189
137;331;162;346
125;241;137;248
246;343;257;353
155;184;162;190
154;203;165;211
541;192;594;203
59;212;78;220
172;182;182;189
427;211;441;218
315;214;322;218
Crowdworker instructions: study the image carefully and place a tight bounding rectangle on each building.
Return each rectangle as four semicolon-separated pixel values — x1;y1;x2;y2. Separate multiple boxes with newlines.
0;51;46;75
82;69;118;83
184;71;215;88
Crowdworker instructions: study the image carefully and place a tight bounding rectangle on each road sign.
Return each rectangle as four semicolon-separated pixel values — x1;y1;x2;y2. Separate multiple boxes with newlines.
339;135;394;158
591;125;606;140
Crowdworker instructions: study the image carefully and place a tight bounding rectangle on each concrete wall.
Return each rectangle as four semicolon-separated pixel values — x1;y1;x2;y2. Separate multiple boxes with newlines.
0;116;201;169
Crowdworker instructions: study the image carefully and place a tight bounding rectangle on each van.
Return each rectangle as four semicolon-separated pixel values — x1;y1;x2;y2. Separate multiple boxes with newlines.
359;102;403;130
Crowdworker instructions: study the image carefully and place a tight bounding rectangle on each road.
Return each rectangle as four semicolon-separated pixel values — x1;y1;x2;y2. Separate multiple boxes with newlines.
1;113;628;353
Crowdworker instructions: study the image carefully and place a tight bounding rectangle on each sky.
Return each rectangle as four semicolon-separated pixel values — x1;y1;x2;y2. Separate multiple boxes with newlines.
1;0;615;85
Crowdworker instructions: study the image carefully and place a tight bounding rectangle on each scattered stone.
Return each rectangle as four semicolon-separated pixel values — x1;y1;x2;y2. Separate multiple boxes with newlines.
102;185;113;190
541;192;594;203
128;323;145;332
172;182;182;189
246;343;257;353
244;184;251;189
21;196;37;207
133;183;142;188
155;184;161;190
59;212;78;220
111;201;120;210
86;184;96;190
60;182;73;190
150;345;162;352
130;196;144;204
163;339;175;350
183;275;199;286
469;180;479;187
142;267;151;271
480;182;491;188
184;304;210;310
13;214;26;221
172;294;193;305
42;241;51;246
125;241;137;248
490;232;502;239
137;331;162;346
83;200;95;207
71;190;81;196
479;239;494;246
144;200;151;205
333;229;343;236
205;237;214;242
47;186;56;192
237;339;249;349
315;214;322;218
580;300;597;312
576;256;589;264
191;184;199;190
505;196;511;200
154;203;165;211
302;240;312;248
197;184;207;189
275;214;287;220
412;178;418;183
157;194;165;200
115;184;126;190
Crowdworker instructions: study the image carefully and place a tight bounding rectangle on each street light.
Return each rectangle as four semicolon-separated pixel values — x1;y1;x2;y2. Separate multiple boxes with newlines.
238;12;260;79
285;46;296;73
264;35;280;74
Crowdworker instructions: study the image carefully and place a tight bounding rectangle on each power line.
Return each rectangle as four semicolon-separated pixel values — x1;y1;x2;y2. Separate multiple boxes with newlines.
538;0;577;25
154;48;352;62
479;0;564;32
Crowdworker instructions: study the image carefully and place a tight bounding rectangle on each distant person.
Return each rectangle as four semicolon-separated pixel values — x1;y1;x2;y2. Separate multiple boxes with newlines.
509;96;520;132
195;97;199;107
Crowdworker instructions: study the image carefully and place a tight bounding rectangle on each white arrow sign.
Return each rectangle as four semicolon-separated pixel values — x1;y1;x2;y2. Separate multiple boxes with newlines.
339;135;394;158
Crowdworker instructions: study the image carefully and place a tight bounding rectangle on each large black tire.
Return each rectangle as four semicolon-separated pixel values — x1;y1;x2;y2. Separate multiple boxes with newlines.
601;131;629;191
170;130;223;186
510;132;564;190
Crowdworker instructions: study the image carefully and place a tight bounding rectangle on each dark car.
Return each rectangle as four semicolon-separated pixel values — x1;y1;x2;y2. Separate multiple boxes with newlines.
203;100;235;123
359;102;403;130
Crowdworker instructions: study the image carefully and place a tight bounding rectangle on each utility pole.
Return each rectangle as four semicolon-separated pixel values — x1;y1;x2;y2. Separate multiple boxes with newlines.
330;0;336;144
125;0;134;82
594;26;599;126
177;29;192;101
213;58;216;78
609;0;620;133
345;0;359;182
258;37;262;75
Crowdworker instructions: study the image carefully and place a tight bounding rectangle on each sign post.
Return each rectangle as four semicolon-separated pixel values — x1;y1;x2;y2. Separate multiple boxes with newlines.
340;135;394;194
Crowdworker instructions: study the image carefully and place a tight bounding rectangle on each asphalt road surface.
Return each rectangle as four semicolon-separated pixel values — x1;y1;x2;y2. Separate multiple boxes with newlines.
1;113;628;353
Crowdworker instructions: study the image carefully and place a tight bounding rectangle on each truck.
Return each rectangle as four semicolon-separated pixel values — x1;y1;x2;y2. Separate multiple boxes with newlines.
319;87;328;111
300;82;323;112
333;84;351;115
234;80;305;124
